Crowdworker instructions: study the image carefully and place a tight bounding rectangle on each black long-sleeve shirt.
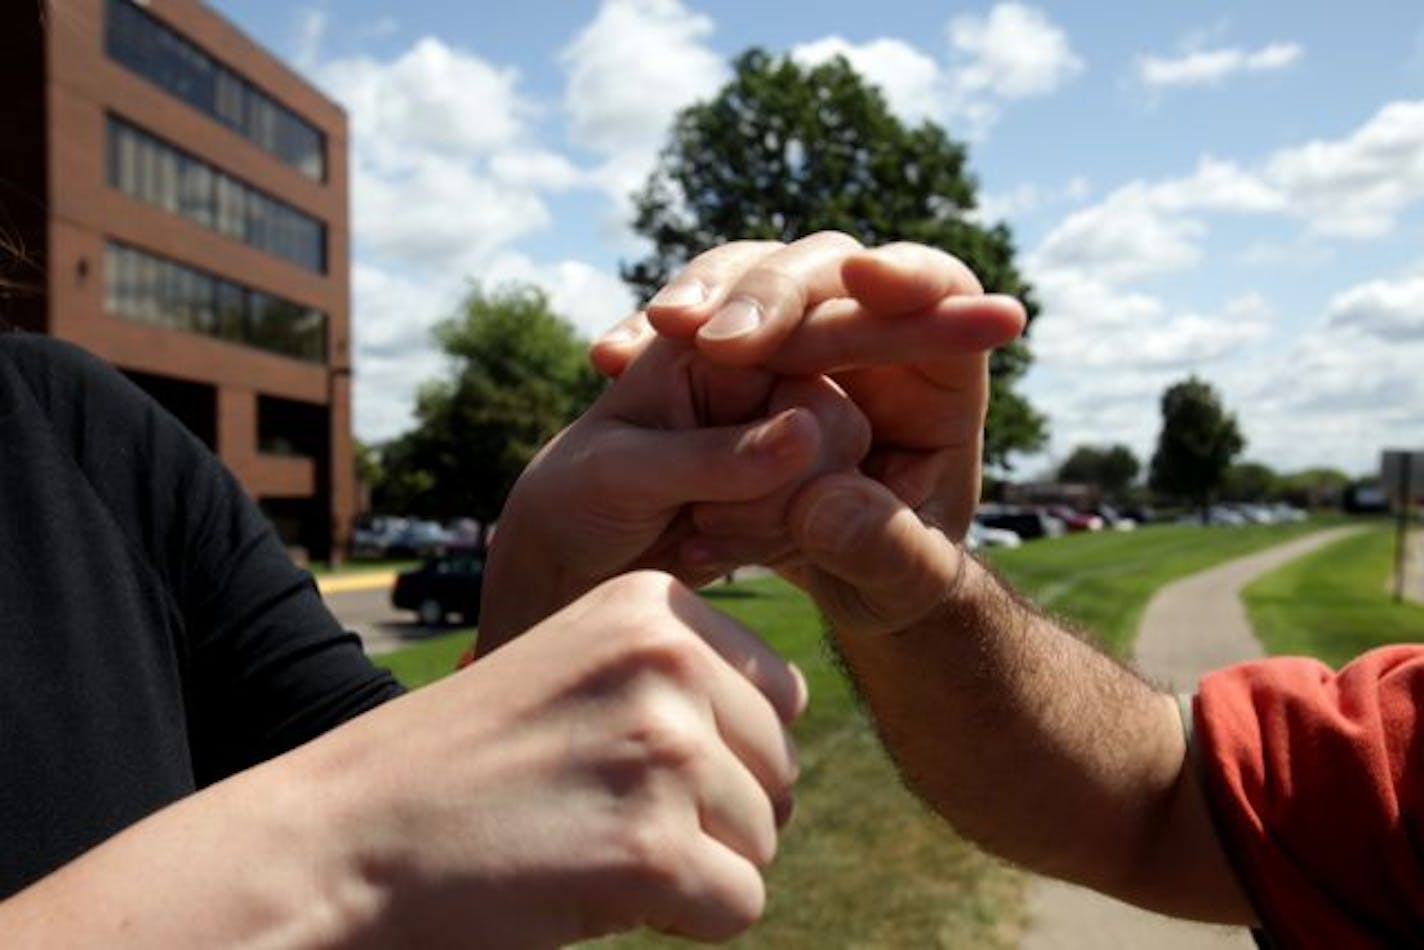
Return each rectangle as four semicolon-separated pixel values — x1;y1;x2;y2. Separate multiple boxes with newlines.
0;333;403;896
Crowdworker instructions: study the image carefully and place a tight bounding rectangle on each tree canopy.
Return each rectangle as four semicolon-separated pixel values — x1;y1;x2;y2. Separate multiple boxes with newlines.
624;48;1046;465
371;283;602;523
1148;376;1245;512
1058;444;1140;497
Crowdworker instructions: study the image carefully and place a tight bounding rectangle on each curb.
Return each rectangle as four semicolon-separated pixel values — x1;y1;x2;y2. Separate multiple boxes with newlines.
316;571;398;595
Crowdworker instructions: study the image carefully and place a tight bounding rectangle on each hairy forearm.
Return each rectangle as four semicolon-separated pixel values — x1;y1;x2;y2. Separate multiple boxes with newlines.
831;554;1253;923
0;756;382;948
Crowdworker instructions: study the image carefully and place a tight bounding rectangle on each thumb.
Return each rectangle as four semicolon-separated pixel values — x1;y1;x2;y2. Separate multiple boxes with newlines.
788;473;965;635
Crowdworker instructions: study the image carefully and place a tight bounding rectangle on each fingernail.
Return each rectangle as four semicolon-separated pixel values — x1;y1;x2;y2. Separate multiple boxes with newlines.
698;297;762;341
802;488;864;554
649;279;707;309
597;323;642;346
749;409;813;463
789;663;809;718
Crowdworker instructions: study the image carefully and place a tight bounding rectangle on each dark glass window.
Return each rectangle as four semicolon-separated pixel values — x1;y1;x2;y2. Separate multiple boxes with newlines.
105;0;326;181
104;242;327;363
107;116;326;273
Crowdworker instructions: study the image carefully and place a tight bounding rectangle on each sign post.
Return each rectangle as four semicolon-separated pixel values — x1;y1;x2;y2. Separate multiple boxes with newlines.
1382;450;1424;602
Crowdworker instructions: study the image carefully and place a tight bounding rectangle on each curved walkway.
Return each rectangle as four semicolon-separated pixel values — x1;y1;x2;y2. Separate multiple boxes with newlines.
1022;526;1363;950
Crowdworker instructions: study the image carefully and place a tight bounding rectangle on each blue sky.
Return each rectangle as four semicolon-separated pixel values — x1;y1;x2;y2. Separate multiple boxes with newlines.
214;0;1424;477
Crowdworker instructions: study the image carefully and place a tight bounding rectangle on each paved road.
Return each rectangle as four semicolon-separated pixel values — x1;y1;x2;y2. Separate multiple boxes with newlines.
321;582;455;656
1022;526;1363;950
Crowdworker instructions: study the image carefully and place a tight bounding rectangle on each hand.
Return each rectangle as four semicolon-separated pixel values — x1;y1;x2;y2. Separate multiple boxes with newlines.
786;471;966;636
298;571;805;947
479;334;871;652
593;237;1026;546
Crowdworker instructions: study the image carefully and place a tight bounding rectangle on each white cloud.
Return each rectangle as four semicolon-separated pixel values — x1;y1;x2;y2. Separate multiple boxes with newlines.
321;38;529;169
1326;275;1424;340
1138;41;1303;89
792;5;1080;136
947;3;1083;99
1032;157;1288;282
792;36;943;124
481;254;638;342
292;8;327;72
561;0;727;206
1033;193;1208;283
1265;100;1424;238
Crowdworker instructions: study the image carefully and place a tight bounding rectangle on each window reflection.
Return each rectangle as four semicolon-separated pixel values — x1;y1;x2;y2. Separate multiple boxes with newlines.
107;116;326;273
104;243;327;363
105;0;326;181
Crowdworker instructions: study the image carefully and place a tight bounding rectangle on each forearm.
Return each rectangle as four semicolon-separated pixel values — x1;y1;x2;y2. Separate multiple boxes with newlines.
831;554;1253;922
0;756;382;948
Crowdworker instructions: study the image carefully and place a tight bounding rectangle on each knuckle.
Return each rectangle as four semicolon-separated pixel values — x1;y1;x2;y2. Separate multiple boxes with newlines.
613;816;684;892
802;229;862;252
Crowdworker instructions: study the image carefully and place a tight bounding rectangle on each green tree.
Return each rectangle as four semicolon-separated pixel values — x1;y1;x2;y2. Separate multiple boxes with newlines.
1221;461;1278;502
1278;467;1350;508
375;283;602;526
1058;444;1140;497
624;48;1045;466
1148;376;1245;518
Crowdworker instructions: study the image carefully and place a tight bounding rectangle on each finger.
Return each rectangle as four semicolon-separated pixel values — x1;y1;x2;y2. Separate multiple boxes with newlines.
755;293;1026;377
666;583;808;724
841;242;985;314
644;241;786;338
591;408;823;511
679;536;799;580
788;473;964;635
694;708;786;868
694;231;864;366
589;310;654;379
691;494;795;539
650;836;766;943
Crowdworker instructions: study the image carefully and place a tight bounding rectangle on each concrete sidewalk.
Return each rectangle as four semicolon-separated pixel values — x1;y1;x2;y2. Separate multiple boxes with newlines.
1022;526;1363;949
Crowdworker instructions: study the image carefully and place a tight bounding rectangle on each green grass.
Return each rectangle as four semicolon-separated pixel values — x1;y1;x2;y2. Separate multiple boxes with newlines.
371;627;474;686
372;518;1351;947
987;519;1340;655
1243;525;1424;667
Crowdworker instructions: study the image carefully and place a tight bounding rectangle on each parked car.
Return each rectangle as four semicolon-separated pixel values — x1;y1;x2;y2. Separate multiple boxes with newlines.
977;507;1060;541
968;521;1022;549
392;547;485;626
386;520;454;559
1048;505;1104;533
1093;504;1137;531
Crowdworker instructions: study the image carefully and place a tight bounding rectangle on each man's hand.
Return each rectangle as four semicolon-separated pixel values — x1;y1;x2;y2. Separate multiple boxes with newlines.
478;335;871;653
593;238;1026;546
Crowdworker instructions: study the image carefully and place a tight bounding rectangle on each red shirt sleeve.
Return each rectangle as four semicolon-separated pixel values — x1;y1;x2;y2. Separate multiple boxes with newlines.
1195;645;1424;946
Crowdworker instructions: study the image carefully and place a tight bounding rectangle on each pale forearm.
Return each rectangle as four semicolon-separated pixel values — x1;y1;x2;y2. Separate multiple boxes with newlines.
0;757;381;949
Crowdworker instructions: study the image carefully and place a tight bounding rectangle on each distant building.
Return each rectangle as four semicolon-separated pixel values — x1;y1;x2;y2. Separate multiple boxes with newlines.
3;0;353;561
1001;481;1101;509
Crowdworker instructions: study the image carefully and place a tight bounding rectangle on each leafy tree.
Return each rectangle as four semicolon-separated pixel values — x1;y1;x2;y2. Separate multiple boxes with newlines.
1277;467;1350;508
624;48;1045;465
1148;376;1245;518
374;283;602;526
1058;444;1140;497
1221;461;1277;502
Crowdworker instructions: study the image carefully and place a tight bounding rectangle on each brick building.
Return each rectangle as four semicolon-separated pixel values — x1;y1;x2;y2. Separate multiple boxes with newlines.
1;0;354;561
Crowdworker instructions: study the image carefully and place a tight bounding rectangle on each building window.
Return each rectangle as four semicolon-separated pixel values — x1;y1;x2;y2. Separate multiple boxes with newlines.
107;116;326;273
104;0;327;181
104;242;327;363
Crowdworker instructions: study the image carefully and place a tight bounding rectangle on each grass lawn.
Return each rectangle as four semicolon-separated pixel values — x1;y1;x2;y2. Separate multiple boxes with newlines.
372;518;1347;947
1243;523;1424;667
989;519;1339;655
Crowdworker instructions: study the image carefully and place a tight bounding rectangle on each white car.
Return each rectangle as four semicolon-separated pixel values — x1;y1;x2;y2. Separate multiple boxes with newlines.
968;521;1022;549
